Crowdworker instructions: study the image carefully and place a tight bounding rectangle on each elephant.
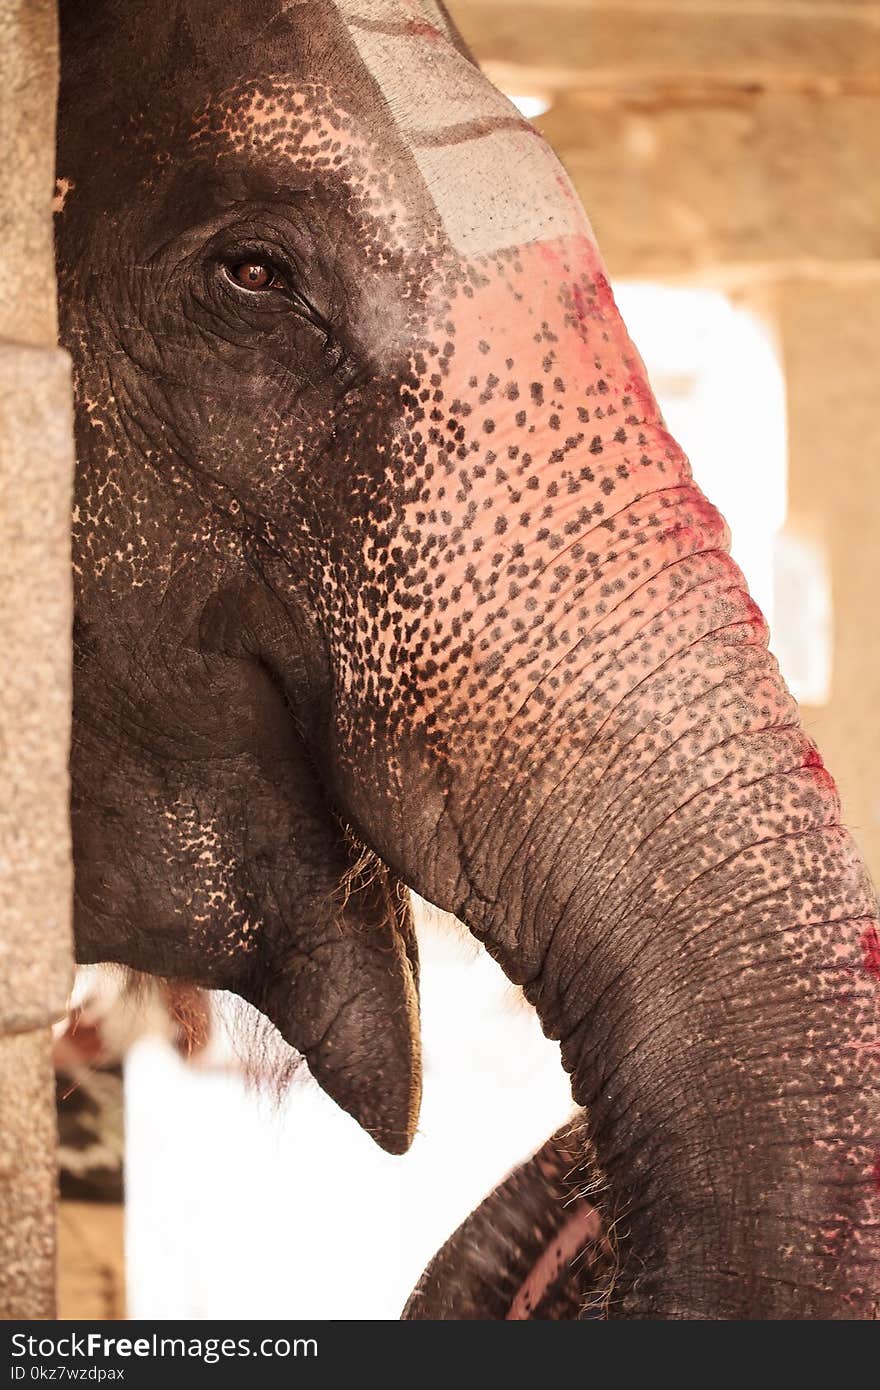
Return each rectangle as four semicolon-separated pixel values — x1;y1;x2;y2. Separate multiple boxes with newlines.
54;0;879;1318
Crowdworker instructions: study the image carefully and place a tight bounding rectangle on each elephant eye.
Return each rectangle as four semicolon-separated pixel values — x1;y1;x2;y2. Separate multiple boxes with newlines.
224;260;284;293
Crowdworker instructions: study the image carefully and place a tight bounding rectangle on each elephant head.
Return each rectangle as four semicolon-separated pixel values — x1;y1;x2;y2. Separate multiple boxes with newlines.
56;0;879;1316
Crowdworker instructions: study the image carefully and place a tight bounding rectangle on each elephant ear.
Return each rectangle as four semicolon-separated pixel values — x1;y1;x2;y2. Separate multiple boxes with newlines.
402;1117;611;1319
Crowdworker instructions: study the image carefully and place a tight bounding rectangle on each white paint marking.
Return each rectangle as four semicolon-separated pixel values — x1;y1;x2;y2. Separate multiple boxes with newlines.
334;0;590;257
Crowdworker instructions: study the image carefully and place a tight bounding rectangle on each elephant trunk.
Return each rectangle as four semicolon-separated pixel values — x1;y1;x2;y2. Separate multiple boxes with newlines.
379;279;879;1311
422;222;877;1322
314;42;879;1311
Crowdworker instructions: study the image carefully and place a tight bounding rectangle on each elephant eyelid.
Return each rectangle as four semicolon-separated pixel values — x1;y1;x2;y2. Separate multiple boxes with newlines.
211;245;334;341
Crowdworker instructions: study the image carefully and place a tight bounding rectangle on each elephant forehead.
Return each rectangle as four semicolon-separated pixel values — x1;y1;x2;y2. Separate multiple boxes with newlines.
333;0;591;258
192;78;426;252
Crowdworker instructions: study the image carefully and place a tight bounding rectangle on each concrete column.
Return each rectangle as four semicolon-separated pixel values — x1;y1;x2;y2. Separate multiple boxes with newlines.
0;0;74;1320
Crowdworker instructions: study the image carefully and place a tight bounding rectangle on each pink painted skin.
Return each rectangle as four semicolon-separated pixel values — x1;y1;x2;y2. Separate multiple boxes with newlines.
507;1204;603;1320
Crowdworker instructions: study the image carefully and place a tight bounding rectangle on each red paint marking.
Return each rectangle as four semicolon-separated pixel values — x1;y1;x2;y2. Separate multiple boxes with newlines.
861;926;880;980
802;741;840;796
405;18;442;39
593;270;614;306
570;282;589;327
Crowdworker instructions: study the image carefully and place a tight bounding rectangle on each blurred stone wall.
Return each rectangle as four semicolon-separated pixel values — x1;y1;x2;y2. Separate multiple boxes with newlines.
0;0;74;1319
451;0;880;883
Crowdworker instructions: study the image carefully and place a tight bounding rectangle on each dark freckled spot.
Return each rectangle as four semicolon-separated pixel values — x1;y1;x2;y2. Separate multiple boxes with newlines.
483;419;495;434
530;383;544;406
478;340;490;354
589;436;603;455
494;515;508;536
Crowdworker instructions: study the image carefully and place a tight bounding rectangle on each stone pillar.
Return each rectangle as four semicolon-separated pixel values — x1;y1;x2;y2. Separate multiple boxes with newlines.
0;0;74;1320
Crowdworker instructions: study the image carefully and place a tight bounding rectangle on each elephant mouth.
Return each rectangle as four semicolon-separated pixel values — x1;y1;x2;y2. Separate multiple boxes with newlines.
253;852;423;1157
183;577;424;1152
403;1117;613;1319
71;580;423;1158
